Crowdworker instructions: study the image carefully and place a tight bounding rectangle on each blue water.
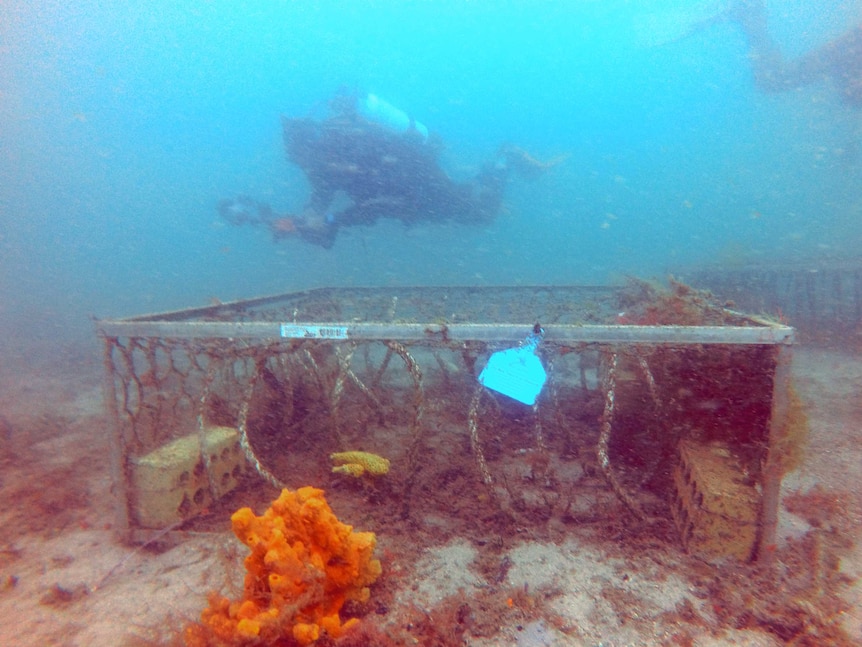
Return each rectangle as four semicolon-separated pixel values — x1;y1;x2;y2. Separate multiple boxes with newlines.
1;0;860;358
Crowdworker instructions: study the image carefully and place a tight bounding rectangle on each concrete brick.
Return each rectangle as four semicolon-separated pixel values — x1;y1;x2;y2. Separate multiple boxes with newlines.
671;439;760;561
130;426;245;529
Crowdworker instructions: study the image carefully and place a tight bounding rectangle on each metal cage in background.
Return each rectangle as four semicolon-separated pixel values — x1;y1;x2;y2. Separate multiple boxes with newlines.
95;285;795;563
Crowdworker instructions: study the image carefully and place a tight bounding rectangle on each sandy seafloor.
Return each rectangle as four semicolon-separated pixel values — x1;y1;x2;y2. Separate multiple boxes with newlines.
0;341;860;647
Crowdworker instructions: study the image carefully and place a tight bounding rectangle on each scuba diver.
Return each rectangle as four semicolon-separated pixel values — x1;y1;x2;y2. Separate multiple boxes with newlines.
219;91;562;248
690;0;862;107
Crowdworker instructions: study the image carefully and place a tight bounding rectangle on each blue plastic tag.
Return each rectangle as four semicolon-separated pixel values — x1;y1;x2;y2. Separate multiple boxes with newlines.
478;332;547;405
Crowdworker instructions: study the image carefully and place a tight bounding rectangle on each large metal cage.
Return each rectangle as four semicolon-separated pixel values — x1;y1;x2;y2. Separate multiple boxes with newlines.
96;285;795;561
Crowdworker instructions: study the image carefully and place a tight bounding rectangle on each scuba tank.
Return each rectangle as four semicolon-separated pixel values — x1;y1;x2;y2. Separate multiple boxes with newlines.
357;93;429;142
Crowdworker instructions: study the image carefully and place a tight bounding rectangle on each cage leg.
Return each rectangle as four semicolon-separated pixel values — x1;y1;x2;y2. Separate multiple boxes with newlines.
102;335;131;541
755;343;793;563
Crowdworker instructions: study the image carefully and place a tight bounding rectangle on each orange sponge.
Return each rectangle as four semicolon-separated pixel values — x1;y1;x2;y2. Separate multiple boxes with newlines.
185;487;381;646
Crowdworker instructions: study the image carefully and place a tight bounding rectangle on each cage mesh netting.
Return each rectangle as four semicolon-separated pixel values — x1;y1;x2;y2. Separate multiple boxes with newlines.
98;284;796;562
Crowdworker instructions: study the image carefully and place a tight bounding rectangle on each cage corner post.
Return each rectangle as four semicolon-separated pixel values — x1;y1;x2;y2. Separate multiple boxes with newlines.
99;329;132;543
755;341;794;565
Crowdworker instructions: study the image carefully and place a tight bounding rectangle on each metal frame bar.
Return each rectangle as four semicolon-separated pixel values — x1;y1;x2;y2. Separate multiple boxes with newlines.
96;321;794;345
95;285;794;345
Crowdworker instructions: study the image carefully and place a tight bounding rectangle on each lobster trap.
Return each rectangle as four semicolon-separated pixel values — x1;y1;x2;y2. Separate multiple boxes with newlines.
96;284;796;561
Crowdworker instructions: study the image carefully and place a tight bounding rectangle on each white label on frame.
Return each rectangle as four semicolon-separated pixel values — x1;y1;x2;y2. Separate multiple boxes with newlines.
280;324;349;340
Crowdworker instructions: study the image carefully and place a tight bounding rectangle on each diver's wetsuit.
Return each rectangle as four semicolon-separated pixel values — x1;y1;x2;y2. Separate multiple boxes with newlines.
217;94;534;248
281;112;508;247
730;0;862;107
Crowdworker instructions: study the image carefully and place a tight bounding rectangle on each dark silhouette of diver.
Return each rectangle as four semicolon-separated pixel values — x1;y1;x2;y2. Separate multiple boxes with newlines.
696;0;862;107
219;92;562;248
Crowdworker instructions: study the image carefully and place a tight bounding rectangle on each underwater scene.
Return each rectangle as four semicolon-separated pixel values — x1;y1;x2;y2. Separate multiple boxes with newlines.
1;1;861;645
